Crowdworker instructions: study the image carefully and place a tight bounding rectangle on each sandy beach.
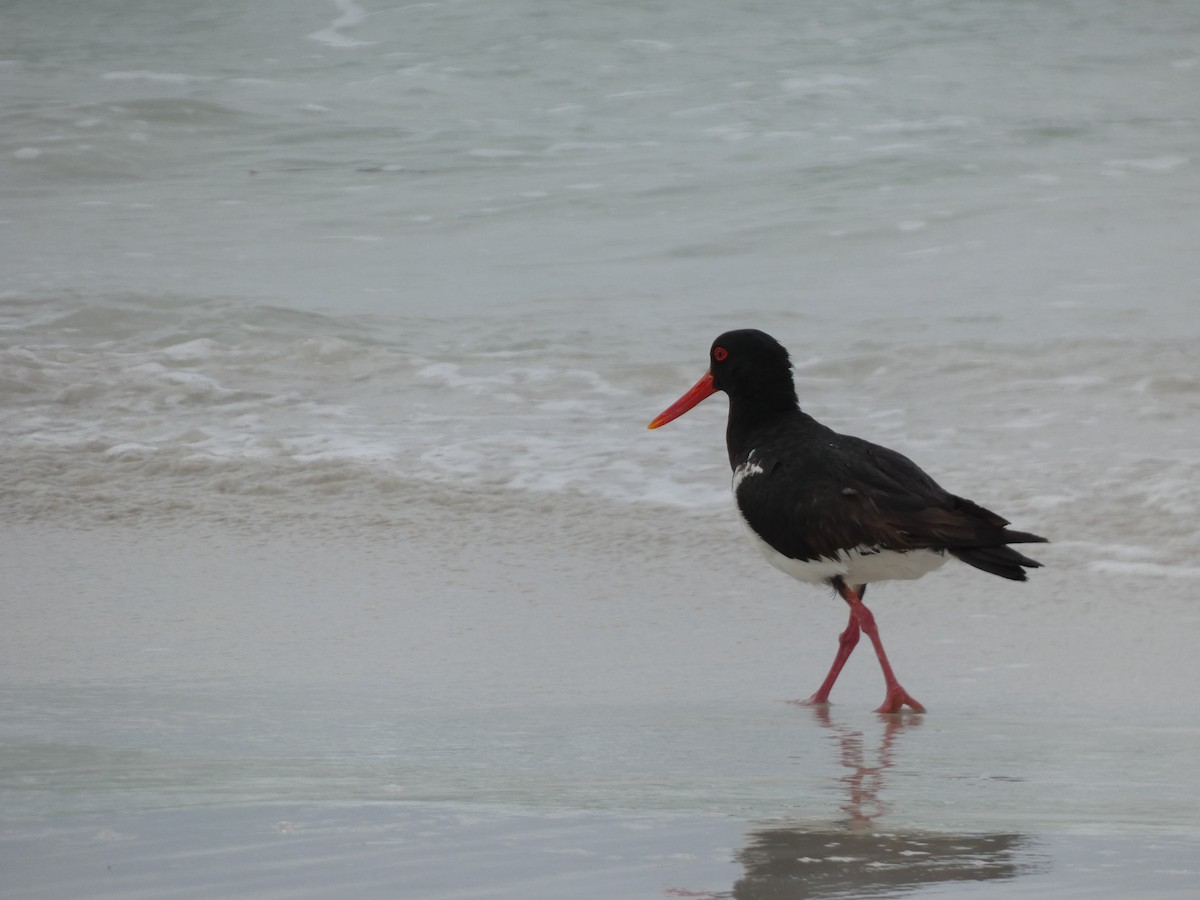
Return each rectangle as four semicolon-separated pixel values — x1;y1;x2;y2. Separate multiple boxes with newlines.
3;486;1198;898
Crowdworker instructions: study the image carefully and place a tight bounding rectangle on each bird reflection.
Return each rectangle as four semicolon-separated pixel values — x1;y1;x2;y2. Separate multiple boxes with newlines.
813;704;914;827
717;709;1038;899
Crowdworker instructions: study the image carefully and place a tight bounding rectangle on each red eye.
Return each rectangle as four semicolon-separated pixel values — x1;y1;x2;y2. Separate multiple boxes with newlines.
713;347;729;362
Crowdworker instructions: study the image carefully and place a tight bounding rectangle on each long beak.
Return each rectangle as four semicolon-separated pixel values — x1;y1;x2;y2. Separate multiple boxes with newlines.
647;371;717;429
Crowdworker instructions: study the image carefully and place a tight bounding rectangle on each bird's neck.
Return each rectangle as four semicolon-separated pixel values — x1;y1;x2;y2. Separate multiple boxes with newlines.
724;384;803;466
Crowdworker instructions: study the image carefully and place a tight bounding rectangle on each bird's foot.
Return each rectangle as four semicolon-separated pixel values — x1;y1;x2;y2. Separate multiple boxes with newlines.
789;691;832;707
875;684;925;714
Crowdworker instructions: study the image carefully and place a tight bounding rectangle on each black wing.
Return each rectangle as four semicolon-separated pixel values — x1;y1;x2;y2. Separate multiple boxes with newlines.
734;431;1046;580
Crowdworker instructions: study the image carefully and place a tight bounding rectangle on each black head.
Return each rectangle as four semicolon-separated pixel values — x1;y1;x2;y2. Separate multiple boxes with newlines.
647;328;798;431
708;329;795;401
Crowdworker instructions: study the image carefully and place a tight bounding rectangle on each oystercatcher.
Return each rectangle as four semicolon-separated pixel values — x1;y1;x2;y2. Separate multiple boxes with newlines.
647;329;1046;713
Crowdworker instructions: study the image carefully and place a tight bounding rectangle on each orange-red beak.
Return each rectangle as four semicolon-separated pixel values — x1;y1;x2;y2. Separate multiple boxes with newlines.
647;371;717;429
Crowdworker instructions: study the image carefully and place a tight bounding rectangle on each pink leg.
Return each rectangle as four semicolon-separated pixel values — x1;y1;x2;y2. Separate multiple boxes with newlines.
836;581;925;714
797;583;866;706
801;611;860;705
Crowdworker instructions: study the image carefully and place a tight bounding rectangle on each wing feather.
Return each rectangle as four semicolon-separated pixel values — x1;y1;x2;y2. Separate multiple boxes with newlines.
734;432;1045;576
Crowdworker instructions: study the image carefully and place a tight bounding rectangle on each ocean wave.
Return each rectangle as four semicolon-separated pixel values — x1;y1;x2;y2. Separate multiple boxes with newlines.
2;295;1197;578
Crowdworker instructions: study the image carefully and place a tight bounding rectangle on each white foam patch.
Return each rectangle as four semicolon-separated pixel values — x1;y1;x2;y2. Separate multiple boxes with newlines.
1105;156;1189;172
861;116;978;133
100;71;212;83
307;0;375;47
1089;561;1200;580
781;74;873;92
2;296;1195;538
467;148;527;159
157;339;222;362
104;442;157;457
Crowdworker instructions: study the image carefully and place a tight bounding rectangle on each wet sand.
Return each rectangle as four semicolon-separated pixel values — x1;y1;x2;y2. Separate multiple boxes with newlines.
2;489;1199;898
5;802;1199;899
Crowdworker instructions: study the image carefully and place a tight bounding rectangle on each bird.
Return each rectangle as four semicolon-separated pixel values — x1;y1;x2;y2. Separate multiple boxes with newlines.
647;329;1046;713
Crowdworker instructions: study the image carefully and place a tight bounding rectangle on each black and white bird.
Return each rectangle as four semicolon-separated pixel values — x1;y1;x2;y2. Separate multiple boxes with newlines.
648;329;1046;713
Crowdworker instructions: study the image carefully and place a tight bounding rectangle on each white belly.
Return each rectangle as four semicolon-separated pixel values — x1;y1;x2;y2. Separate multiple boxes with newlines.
735;504;947;586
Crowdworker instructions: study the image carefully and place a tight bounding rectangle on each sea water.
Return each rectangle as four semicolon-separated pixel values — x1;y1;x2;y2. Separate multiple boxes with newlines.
2;1;1199;897
3;0;1198;532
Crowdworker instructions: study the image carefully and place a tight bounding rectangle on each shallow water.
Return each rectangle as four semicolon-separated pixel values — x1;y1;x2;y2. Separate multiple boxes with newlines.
3;0;1199;896
3;513;1199;896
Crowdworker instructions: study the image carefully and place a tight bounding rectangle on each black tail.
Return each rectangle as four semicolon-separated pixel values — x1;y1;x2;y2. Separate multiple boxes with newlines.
950;530;1048;581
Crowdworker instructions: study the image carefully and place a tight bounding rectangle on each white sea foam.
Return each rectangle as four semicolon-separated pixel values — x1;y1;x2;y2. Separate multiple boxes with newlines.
1090;561;1200;580
1105;156;1189;172
100;71;212;83
307;0;375;48
3;293;1195;573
